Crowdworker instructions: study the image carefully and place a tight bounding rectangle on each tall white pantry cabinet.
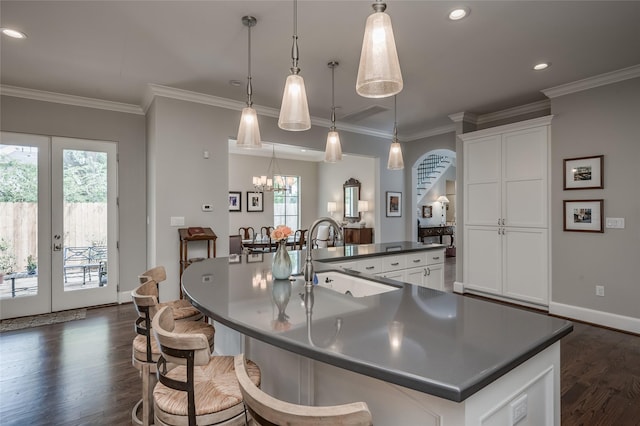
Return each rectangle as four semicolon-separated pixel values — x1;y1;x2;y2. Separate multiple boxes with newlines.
459;116;552;307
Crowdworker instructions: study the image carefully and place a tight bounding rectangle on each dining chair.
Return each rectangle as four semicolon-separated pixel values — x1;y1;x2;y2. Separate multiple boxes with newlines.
238;227;256;241
229;235;243;255
293;229;308;250
234;353;372;425
260;226;275;252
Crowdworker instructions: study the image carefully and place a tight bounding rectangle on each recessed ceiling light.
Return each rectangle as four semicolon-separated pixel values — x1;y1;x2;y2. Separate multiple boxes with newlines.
448;7;470;21
1;28;27;39
533;62;551;71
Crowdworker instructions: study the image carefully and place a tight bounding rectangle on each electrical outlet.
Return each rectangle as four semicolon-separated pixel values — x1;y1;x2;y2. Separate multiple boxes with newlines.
510;394;528;425
596;285;605;297
606;217;625;229
170;216;185;226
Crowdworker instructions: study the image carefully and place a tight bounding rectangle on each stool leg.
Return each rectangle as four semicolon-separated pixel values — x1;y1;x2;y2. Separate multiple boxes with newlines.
141;363;157;426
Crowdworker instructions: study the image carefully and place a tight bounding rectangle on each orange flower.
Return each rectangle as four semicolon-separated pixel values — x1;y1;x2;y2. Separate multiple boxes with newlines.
270;225;292;241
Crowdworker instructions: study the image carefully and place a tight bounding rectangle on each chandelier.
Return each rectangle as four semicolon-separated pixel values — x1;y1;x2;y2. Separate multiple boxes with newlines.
252;145;291;193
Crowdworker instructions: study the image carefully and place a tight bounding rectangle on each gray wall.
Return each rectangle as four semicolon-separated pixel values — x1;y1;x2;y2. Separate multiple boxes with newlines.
550;78;640;319
0;95;147;295
228;153;319;234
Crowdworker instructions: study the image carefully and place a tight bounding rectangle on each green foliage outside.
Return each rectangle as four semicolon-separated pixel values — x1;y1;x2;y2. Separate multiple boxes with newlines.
0;150;107;202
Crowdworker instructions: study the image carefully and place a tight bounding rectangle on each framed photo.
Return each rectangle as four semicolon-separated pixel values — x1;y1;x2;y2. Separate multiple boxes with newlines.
246;252;264;263
564;155;604;190
229;191;241;212
386;191;402;217
422;205;432;218
247;192;264;212
563;199;604;233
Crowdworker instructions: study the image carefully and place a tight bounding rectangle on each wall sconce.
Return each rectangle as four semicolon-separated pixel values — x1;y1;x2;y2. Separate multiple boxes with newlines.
357;200;369;213
327;201;337;217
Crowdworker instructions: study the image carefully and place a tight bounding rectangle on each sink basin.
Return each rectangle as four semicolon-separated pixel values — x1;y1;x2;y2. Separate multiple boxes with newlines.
314;271;399;297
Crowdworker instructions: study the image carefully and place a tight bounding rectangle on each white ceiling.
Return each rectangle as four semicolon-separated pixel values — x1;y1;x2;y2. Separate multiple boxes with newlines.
1;1;639;139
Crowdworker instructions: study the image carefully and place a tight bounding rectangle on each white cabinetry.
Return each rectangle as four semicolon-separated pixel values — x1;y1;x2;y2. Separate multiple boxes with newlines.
331;249;446;291
461;116;551;307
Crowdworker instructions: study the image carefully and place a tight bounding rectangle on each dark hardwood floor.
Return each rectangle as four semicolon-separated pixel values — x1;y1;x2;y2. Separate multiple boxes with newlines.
1;267;638;425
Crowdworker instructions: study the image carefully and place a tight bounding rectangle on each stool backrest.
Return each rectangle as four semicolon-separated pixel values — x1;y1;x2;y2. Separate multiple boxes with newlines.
152;306;211;367
131;279;160;362
138;265;166;285
234;354;372;426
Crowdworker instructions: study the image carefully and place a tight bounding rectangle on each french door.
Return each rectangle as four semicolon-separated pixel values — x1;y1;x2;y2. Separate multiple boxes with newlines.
0;132;118;319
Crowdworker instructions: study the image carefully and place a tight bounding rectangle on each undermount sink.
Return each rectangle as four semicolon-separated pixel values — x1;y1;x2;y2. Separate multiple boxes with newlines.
314;271;399;297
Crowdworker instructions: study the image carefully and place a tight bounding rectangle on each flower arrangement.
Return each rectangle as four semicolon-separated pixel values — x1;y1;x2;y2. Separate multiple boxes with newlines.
270;225;292;242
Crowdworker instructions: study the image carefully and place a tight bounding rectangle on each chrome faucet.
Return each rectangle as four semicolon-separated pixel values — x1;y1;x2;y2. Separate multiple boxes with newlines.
304;217;343;287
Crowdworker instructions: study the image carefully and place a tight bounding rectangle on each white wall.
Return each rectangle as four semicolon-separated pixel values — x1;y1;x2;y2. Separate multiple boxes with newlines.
228;153;319;234
549;77;640;326
0;95;147;295
318;155;377;237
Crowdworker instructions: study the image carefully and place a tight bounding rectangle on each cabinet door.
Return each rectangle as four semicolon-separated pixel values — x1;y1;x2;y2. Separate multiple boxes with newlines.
463;226;502;294
464;135;502;226
424;263;444;291
502;126;548;228
502;227;548;305
405;266;426;287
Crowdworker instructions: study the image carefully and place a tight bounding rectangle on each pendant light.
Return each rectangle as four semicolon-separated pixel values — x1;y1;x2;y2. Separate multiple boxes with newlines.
324;61;342;163
278;0;311;131
356;1;403;98
387;96;404;170
237;16;262;149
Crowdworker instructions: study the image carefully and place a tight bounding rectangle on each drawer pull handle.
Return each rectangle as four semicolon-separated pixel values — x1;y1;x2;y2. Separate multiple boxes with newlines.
413;259;421;263
391;262;399;266
365;266;375;270
432;256;440;260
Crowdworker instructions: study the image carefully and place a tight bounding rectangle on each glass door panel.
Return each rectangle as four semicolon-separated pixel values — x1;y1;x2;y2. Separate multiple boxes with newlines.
0;132;51;319
51;137;117;311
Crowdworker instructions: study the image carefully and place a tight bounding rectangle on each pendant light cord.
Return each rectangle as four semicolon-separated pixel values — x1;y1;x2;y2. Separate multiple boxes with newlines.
393;95;398;141
330;63;336;130
243;16;256;107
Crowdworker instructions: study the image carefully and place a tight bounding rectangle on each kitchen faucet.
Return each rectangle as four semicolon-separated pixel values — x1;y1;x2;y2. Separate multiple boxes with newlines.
303;217;343;288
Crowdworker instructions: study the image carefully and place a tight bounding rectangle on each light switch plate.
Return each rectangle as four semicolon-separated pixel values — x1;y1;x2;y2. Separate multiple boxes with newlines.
170;216;185;226
605;217;625;229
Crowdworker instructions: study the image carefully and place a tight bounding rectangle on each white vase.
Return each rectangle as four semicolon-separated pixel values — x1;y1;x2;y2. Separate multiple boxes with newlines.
272;240;292;280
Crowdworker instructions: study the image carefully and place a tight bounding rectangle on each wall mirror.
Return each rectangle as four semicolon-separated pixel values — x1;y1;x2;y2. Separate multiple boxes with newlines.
343;178;361;222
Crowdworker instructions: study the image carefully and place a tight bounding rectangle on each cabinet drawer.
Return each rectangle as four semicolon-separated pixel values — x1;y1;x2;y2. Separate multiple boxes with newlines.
355;258;382;274
426;249;445;265
405;252;427;267
332;260;358;271
381;255;406;272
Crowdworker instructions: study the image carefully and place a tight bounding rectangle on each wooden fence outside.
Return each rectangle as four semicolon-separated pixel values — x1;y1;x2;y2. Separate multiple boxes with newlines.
0;202;107;272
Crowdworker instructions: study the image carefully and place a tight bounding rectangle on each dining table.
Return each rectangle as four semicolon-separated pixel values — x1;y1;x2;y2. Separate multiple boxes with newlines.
242;235;299;252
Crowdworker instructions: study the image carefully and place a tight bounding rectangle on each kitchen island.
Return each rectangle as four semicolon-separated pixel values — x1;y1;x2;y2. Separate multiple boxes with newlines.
182;242;572;425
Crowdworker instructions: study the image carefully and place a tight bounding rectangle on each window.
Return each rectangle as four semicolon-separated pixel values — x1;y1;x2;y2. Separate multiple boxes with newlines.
273;175;299;230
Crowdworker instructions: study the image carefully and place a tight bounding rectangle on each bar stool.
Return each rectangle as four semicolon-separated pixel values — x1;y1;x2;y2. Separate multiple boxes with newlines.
152;306;261;426
234;353;372;425
138;265;203;322
131;280;215;426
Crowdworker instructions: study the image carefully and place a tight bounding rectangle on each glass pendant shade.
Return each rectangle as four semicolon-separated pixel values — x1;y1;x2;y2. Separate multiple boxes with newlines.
237;106;262;148
324;131;342;163
387;141;404;170
356;8;403;98
278;74;311;131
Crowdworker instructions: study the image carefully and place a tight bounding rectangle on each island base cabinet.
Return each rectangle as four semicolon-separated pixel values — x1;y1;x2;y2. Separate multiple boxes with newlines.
244;337;560;426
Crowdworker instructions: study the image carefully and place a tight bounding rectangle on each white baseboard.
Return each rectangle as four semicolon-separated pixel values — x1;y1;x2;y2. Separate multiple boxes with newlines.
453;281;465;293
118;290;132;304
549;301;640;335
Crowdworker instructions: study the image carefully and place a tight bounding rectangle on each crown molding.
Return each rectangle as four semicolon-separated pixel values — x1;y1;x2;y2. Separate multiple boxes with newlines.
476;99;550;125
0;84;144;115
458;115;553;141
542;64;640;98
448;112;478;124
144;83;393;139
404;124;457;142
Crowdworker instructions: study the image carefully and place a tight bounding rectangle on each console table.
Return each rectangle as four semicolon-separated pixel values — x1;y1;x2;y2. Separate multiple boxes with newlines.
178;228;217;296
418;226;454;246
343;227;373;244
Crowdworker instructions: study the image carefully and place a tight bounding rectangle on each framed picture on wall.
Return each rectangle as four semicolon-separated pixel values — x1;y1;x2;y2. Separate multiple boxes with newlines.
563;155;604;190
563;199;604;233
386;191;402;217
228;191;241;212
422;205;432;218
247;191;264;212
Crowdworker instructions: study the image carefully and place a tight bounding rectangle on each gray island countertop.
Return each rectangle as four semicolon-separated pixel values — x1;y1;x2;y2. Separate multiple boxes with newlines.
182;242;572;402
